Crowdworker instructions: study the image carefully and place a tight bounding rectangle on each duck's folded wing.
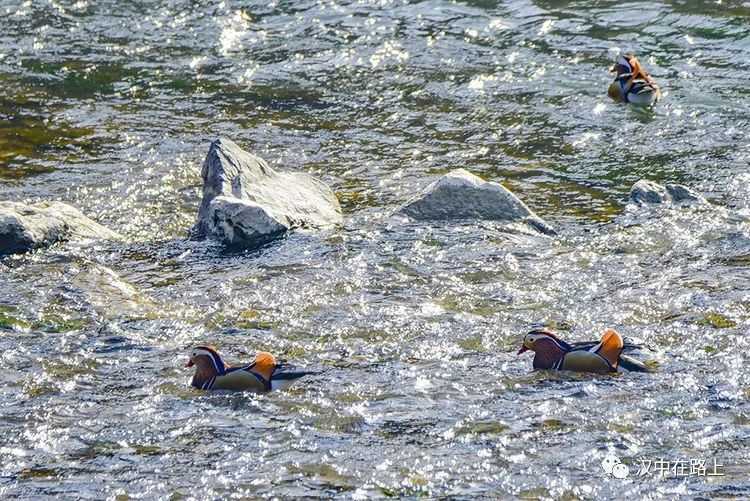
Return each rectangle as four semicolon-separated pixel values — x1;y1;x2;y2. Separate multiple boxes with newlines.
211;367;269;392
569;343;652;373
559;350;615;373
562;329;624;372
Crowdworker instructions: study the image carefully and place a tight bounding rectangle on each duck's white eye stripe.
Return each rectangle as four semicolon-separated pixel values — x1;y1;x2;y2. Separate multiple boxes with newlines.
190;348;224;374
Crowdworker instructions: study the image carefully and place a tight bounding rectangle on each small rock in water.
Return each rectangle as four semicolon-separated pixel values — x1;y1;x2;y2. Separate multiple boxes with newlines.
190;138;342;249
629;179;706;205
206;195;288;247
398;169;555;235
0;201;121;256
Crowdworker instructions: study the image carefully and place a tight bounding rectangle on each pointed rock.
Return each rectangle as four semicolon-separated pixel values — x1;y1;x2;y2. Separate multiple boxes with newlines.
190;138;342;248
398;169;554;235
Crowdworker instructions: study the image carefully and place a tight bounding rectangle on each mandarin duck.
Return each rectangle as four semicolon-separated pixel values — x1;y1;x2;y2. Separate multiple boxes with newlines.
186;346;314;392
517;328;651;373
607;53;662;106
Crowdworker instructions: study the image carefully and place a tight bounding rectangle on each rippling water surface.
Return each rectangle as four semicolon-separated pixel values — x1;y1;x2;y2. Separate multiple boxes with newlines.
2;0;750;498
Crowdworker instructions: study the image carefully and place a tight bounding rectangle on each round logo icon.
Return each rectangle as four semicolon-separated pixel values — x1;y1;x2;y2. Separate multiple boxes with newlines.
612;462;630;479
601;454;630;479
601;454;619;475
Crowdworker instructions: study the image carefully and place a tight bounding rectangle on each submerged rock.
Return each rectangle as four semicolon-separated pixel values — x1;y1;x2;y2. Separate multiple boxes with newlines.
398;169;555;235
0;201;121;256
629;180;706;205
70;262;157;319
191;138;342;248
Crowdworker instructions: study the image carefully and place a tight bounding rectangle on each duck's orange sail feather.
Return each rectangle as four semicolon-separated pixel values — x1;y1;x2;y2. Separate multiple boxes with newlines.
253;351;277;381
596;329;624;368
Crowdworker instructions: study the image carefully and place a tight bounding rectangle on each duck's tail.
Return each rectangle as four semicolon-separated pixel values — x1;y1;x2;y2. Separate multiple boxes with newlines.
270;370;319;391
271;370;320;380
618;354;653;373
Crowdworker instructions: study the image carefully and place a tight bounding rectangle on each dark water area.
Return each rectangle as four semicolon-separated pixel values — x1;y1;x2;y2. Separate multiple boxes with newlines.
1;0;750;498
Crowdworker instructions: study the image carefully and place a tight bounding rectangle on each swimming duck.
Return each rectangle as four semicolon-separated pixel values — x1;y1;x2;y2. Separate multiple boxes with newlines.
185;346;313;392
517;328;651;373
607;53;661;106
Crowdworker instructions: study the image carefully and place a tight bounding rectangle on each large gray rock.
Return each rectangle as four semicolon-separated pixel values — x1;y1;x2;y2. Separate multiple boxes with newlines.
0;201;121;256
191;138;342;248
398;169;555;235
629;180;706;205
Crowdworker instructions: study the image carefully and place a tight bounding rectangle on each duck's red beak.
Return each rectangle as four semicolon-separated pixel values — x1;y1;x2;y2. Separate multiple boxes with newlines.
184;359;194;368
517;345;529;355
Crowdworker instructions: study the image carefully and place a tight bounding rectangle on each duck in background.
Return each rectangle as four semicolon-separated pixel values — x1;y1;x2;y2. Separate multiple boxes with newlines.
185;346;314;392
518;328;652;373
608;52;662;106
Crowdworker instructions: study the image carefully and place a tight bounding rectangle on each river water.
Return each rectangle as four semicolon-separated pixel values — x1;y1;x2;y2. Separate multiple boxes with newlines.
1;0;750;498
